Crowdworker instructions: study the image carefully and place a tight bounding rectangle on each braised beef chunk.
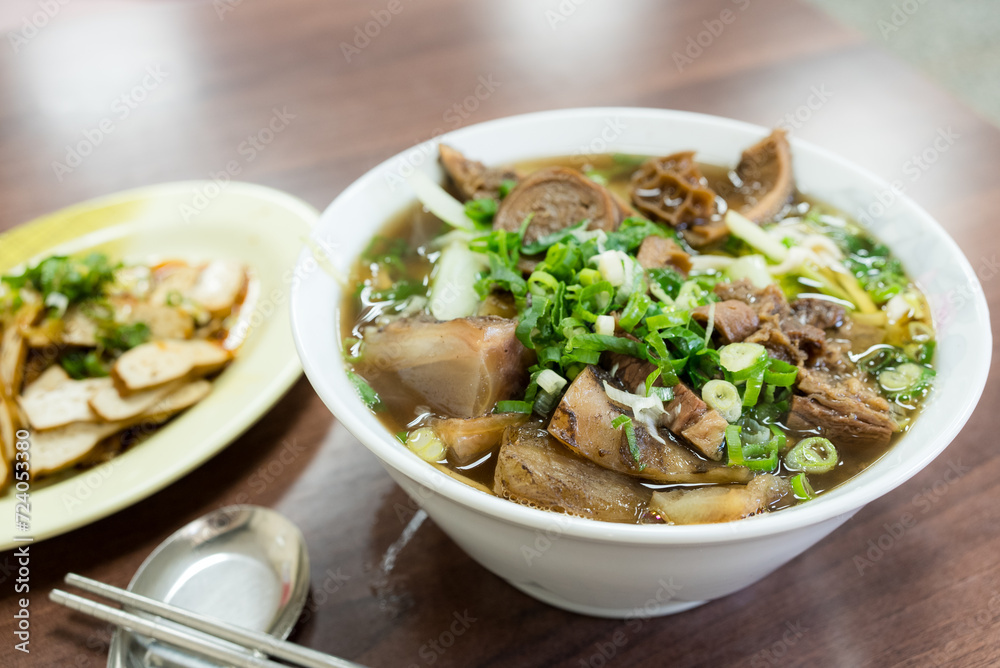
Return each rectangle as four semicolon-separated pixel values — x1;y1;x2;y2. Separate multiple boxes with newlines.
494;424;651;523
636;236;692;276
788;396;893;448
714;279;829;366
494;167;620;245
355;315;533;419
733;129;795;224
439;144;518;201
650;474;791;525
602;351;655;394
692;300;760;344
791;298;846;330
788;368;896;448
432;413;529;465
601;353;728;461
547;366;749;482
663;382;729;461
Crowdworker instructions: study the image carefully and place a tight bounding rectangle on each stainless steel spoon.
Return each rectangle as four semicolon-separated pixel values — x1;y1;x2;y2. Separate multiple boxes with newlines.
106;505;311;668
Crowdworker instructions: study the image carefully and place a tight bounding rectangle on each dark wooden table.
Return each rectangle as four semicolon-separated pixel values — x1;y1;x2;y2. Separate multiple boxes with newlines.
1;0;998;666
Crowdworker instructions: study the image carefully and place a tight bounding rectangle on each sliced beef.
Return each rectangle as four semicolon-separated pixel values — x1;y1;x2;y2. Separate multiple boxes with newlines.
494;424;651;523
547;366;748;482
494;167;620;245
787;368;896;448
355;315;534;419
439;144;518;201
791;298;846;330
636;236;692;276
692;300;760;344
733;129;795;224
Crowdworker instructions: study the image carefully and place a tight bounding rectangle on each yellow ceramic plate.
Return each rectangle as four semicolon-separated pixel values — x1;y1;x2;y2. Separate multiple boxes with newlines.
0;181;318;550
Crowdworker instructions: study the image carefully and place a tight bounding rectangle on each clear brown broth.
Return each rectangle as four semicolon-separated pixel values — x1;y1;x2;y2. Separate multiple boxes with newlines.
342;154;931;505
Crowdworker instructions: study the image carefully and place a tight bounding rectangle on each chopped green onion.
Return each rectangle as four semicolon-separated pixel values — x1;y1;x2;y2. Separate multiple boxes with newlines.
495;400;533;414
742;373;763;407
763;358;799;386
702;379;742;423
464;197;498;225
785;437;838;474
878;363;924;394
395;430;408;444
567;333;645;357
406;427;446;462
536;369;567;394
347;370;382;411
790;473;815;501
594;314;615;336
719;342;767;376
619;291;652;332
726;424;744;466
611;414;643;468
498;179;517;199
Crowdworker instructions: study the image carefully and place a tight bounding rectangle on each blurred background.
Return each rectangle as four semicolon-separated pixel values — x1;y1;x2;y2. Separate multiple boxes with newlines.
804;0;1000;126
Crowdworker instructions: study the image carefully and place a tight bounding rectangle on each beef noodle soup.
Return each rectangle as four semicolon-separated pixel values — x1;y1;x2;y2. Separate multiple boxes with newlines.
341;131;934;525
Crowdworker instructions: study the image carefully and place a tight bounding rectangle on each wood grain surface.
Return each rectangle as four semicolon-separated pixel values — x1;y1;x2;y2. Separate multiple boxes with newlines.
0;0;998;666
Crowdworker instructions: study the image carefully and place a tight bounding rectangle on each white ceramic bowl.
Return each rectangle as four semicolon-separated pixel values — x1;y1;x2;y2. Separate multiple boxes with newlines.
290;108;991;617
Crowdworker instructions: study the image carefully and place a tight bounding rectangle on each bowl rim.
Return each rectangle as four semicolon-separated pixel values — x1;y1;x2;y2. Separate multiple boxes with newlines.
292;107;992;545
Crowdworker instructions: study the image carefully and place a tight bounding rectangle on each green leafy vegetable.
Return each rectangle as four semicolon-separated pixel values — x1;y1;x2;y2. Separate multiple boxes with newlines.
347;369;382;411
498;179;517;199
60;350;110;379
2;252;119;309
99;322;151;352
464;197;499;225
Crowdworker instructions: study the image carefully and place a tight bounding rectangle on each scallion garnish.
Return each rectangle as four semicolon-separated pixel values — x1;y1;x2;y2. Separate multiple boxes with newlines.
611;414;643;468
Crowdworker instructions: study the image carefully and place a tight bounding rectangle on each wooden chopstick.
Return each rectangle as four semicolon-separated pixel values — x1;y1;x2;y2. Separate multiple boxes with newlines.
53;573;365;668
